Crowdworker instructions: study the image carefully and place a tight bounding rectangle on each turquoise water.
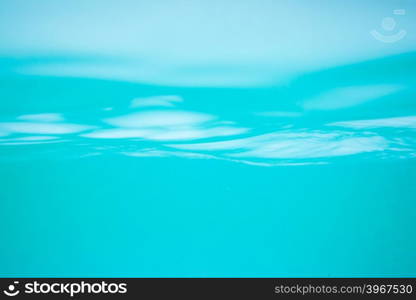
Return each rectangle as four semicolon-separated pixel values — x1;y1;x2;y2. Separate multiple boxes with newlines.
0;1;416;277
1;52;415;277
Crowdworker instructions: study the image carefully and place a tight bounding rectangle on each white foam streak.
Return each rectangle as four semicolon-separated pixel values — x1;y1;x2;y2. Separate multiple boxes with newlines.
328;116;416;129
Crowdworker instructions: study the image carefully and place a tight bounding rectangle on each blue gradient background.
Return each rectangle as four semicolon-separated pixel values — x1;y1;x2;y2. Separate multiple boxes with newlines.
0;0;415;277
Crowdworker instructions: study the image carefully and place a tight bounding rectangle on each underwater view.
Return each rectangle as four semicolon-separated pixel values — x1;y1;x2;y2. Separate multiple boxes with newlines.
0;0;415;277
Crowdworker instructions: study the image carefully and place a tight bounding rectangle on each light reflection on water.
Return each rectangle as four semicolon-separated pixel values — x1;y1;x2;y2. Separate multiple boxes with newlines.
1;53;415;166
